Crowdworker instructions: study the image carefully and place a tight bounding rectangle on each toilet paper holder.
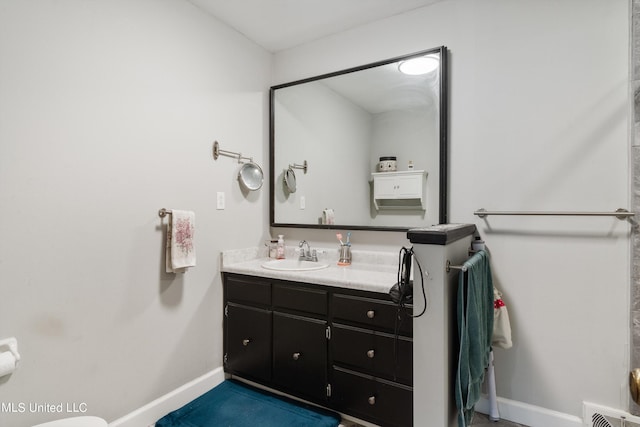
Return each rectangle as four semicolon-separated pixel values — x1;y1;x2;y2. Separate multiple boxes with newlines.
0;337;21;364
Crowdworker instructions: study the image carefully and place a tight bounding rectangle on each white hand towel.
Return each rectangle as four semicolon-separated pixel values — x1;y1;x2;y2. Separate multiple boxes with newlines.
166;210;196;273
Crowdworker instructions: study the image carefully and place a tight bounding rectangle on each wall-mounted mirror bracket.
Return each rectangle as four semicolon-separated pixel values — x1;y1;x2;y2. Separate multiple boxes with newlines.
289;161;308;174
213;141;264;191
213;140;253;164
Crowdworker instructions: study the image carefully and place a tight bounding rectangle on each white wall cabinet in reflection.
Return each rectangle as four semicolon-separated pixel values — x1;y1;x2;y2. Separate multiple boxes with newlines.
372;170;427;210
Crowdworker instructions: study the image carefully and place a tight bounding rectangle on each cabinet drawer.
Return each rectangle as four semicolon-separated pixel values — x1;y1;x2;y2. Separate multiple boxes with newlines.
332;366;412;427
225;275;271;306
332;324;412;385
225;303;272;382
273;312;328;401
332;294;412;336
273;283;327;316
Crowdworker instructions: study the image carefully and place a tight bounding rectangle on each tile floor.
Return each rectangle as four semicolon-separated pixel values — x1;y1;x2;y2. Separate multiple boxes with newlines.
471;412;528;426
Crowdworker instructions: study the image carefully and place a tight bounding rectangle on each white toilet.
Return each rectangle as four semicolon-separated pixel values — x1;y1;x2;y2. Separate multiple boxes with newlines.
32;416;107;427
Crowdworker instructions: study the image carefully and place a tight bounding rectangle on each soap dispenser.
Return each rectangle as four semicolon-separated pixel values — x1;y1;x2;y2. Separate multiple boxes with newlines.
276;235;286;259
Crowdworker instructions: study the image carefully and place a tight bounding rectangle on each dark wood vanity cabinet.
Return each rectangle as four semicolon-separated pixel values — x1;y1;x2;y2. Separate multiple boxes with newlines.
223;273;413;427
330;292;413;427
223;275;272;383
272;282;329;401
273;312;328;400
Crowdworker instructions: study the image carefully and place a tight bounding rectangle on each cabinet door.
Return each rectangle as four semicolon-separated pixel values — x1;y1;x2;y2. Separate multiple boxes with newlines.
273;312;328;401
225;303;272;382
396;174;422;198
373;175;398;198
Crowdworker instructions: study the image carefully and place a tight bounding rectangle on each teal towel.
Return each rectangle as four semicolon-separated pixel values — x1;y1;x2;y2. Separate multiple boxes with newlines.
455;250;494;427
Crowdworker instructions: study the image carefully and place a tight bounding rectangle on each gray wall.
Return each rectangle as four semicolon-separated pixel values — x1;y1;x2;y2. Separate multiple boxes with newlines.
631;0;640;416
274;0;630;420
0;1;271;426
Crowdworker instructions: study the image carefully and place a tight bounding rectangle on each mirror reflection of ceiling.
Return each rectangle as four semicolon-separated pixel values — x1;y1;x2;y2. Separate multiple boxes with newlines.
322;63;438;114
186;0;446;52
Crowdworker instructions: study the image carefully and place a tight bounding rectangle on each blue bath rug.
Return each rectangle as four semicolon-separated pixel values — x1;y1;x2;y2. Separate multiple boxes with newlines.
155;379;341;427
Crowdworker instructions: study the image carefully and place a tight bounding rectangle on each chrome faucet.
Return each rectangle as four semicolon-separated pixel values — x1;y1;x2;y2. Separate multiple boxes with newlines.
298;240;318;262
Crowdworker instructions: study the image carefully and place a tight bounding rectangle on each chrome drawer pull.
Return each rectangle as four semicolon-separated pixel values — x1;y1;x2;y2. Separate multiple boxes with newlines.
368;396;376;405
292;352;301;360
366;310;375;319
242;339;251;346
367;349;375;359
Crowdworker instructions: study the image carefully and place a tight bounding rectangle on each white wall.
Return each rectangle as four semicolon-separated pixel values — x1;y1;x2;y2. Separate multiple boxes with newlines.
0;1;271;426
273;0;630;421
273;81;372;225
370;108;439;226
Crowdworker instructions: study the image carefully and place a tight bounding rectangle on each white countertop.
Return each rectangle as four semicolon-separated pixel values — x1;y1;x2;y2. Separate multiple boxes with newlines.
220;247;399;294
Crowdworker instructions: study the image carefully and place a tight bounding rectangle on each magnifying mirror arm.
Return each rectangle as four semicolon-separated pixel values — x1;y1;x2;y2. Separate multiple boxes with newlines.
289;160;308;174
213;140;254;164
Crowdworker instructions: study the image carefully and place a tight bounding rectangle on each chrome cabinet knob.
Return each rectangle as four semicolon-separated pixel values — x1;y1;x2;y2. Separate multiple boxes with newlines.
368;396;376;405
367;349;375;359
366;310;375;319
292;352;301;361
242;339;250;346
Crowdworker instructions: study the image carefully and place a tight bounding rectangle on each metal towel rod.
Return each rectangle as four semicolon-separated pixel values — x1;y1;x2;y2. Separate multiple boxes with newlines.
158;208;172;218
474;208;634;220
445;260;467;273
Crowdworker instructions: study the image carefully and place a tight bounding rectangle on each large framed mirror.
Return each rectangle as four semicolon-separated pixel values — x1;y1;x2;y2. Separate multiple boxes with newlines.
270;46;448;231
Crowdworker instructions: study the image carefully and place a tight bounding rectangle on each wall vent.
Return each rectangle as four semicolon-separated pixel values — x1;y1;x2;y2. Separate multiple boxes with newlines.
584;402;640;427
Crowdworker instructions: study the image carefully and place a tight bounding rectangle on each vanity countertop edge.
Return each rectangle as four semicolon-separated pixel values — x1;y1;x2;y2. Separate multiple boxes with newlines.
220;247;399;294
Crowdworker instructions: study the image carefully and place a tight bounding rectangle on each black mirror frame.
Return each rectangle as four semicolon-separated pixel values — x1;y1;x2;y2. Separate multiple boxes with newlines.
269;46;448;231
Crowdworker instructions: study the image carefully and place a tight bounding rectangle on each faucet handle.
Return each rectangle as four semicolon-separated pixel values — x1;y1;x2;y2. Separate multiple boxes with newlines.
311;249;317;262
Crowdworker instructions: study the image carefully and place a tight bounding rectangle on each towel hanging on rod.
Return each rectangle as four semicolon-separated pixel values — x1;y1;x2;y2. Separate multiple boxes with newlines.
159;208;196;273
454;249;494;427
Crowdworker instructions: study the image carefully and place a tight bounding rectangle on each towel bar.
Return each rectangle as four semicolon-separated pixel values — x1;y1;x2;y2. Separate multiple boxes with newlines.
446;260;467;273
158;208;172;218
474;208;634;220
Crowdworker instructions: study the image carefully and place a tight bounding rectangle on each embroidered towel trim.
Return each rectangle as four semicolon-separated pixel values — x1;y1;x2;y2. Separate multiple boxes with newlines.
492;287;512;349
166;210;196;273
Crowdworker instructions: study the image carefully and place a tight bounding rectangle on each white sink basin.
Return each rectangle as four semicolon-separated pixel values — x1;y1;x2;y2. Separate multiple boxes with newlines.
261;259;329;272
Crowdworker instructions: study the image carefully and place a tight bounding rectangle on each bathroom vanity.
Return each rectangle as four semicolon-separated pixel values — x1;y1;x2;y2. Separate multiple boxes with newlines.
221;250;412;427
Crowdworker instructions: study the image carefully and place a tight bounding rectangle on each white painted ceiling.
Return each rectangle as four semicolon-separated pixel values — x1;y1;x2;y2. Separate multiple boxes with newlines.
186;0;444;52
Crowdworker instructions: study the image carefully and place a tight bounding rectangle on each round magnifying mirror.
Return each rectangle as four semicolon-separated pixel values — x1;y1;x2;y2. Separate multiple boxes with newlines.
238;162;264;191
284;167;297;193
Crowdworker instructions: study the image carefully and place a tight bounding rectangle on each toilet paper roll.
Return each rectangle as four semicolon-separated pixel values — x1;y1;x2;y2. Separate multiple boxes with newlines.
0;351;16;377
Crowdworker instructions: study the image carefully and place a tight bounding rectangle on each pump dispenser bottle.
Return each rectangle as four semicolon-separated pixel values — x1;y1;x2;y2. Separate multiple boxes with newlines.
276;235;286;259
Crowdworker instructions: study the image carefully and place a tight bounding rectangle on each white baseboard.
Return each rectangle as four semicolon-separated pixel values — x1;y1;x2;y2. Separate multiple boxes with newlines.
475;395;583;427
108;367;226;427
112;370;585;427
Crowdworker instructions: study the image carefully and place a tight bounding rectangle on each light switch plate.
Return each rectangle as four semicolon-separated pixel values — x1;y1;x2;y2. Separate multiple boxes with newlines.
217;192;225;210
